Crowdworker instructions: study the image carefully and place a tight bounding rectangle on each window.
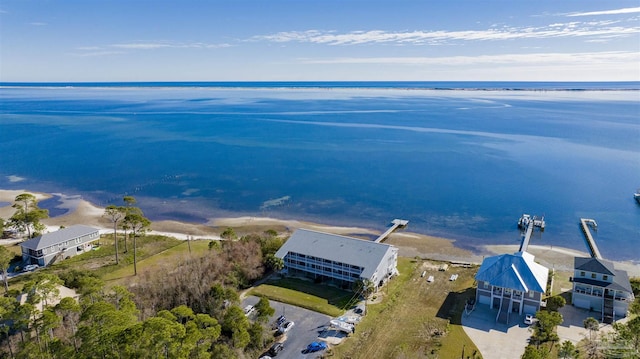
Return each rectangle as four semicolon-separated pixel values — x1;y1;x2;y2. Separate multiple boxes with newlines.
483;282;489;289
529;292;535;298
591;273;596;279
580;271;585;277
603;275;608;281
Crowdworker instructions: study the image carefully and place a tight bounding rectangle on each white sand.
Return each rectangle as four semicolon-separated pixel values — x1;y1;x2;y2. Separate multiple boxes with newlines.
2;188;638;277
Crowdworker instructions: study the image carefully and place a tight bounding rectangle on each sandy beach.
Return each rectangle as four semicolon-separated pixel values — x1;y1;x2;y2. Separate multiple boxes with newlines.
2;189;639;277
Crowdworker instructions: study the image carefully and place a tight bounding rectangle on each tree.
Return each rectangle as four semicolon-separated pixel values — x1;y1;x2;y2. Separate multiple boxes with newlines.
121;196;137;253
254;296;275;323
23;273;64;309
220;227;237;240
124;207;151;276
104;205;125;264
353;278;375;299
521;345;548;359
532;310;563;345
54;297;81;352
558;340;578;359
546;295;566;312
264;253;284;272
10;193;48;239
0;246;14;294
222;306;250;349
583;317;599;341
612;316;640;355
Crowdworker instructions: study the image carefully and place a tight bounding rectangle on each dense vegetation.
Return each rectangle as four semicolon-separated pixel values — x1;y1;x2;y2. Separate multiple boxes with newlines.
0;228;285;358
0;195;288;358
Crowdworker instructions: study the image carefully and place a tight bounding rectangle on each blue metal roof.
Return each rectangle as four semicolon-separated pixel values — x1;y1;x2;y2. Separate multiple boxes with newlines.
475;251;549;293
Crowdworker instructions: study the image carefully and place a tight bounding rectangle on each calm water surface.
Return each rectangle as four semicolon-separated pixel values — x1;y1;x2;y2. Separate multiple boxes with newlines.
1;82;638;261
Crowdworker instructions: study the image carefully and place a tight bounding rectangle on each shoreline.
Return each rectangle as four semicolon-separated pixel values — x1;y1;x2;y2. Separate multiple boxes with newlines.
2;189;639;277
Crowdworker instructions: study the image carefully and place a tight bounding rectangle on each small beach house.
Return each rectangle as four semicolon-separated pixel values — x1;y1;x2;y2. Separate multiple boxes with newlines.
275;229;399;291
571;257;635;323
475;251;549;323
20;225;100;266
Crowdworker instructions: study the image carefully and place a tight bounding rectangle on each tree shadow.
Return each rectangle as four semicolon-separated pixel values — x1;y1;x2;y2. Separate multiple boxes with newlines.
436;287;476;324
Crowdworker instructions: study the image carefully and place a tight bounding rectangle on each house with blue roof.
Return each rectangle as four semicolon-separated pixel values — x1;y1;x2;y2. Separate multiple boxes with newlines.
475;251;549;323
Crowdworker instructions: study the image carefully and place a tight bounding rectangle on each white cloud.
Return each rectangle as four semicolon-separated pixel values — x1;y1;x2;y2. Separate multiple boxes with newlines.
73;50;125;57
298;51;640;66
29;22;47;26
567;7;640;17
110;42;232;49
254;21;639;46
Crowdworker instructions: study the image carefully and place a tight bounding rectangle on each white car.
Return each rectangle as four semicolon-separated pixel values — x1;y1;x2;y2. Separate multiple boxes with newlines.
244;305;255;316
23;264;39;272
524;314;534;325
277;321;294;335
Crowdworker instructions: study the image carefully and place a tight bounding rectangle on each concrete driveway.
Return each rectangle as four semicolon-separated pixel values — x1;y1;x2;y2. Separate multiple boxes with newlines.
461;305;532;359
556;305;625;345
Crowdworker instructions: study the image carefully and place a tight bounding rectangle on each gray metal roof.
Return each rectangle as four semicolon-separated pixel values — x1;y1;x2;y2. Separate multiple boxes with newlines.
20;225;99;250
275;229;396;280
475;251;549;293
574;257;616;276
574;257;633;293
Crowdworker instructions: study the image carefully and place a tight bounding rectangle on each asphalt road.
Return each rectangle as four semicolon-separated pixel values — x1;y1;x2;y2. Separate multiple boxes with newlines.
243;296;333;359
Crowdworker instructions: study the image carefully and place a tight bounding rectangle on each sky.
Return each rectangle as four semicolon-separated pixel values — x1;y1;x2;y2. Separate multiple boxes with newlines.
1;0;639;82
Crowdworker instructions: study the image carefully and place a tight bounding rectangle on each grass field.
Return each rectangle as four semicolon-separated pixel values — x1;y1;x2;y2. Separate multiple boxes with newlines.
248;277;355;317
328;258;482;359
102;239;211;283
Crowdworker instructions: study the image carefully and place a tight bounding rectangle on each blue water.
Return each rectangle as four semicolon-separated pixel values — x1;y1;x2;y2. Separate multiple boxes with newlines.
1;82;639;261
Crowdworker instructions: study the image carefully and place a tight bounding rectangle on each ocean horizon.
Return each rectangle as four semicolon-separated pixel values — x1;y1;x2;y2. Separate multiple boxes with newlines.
1;82;638;261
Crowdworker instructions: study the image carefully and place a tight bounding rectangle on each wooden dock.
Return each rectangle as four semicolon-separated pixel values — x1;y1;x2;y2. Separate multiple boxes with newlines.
518;221;534;252
517;213;545;253
375;219;409;243
580;218;602;259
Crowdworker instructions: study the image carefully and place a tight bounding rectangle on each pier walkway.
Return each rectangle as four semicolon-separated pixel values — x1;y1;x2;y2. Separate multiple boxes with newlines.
518;221;534;253
580;218;602;259
517;214;545;253
375;219;409;243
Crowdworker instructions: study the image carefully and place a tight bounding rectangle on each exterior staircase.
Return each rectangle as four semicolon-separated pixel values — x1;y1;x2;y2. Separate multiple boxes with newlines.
497;297;510;324
603;295;614;324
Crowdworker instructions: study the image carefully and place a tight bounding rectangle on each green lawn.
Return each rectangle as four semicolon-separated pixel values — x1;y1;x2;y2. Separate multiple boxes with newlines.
248;277;354;317
102;239;211;282
330;258;481;359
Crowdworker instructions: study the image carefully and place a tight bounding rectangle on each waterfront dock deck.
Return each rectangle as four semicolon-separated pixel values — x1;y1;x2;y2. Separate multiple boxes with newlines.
580;218;602;259
375;219;409;243
517;213;545;253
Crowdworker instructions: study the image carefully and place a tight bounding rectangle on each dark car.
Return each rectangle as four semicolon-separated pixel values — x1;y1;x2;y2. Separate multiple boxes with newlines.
276;315;286;326
268;342;284;356
306;341;327;352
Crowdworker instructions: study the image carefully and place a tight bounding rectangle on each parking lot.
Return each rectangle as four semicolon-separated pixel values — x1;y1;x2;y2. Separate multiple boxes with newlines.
242;296;334;359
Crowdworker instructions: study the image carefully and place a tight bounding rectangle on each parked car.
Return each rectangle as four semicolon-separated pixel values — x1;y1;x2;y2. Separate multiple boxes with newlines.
524;314;534;325
244;305;255;316
268;342;284;356
276;321;294;335
275;315;286;326
23;264;39;272
306;341;327;353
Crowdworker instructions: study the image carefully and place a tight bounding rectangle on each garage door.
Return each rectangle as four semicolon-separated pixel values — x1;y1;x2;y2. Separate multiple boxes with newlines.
574;298;590;310
523;304;538;315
